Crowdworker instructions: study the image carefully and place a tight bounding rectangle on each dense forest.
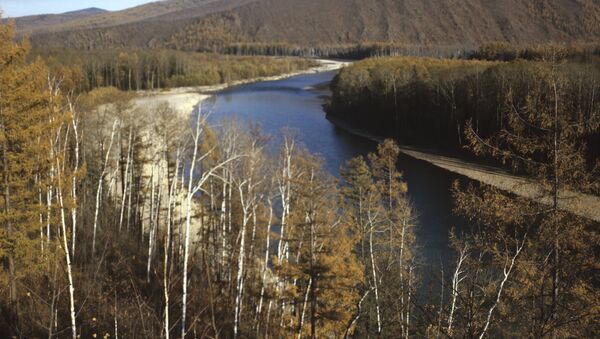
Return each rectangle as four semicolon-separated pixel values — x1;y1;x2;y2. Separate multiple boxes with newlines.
1;16;600;339
327;53;600;157
225;42;600;61
468;42;600;62
33;47;317;92
221;42;463;59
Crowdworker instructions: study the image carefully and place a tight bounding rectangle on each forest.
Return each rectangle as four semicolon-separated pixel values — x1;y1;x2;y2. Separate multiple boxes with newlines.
221;42;463;60
32;47;317;93
1;17;600;339
467;42;600;62
327;53;600;158
222;42;600;62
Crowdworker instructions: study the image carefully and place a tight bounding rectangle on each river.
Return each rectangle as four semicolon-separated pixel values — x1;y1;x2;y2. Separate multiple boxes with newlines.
202;70;468;269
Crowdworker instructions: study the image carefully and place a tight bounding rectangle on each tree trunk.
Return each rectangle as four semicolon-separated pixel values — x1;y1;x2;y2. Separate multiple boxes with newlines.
118;128;133;232
181;115;202;339
164;150;179;339
234;181;251;338
93;120;118;255
70;112;80;256
56;157;77;339
368;213;382;335
257;198;274;320
1;135;18;330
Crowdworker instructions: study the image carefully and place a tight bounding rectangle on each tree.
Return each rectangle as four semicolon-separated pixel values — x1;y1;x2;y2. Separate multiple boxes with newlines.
340;140;416;338
0;19;83;338
453;62;600;337
368;140;415;338
0;21;53;335
279;154;363;338
340;156;383;336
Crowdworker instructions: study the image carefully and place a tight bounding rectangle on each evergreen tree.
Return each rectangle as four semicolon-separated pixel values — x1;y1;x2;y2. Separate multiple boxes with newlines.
452;63;600;337
0;20;54;335
279;154;364;338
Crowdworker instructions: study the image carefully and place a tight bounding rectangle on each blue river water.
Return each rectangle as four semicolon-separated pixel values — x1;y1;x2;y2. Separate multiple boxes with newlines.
202;70;468;269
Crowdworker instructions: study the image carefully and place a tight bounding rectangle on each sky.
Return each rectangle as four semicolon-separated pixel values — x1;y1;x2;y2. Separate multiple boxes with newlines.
0;0;158;17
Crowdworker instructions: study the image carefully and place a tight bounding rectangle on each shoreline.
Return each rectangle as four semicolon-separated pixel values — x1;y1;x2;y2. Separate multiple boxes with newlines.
125;59;351;236
327;115;600;222
132;59;350;118
131;58;600;222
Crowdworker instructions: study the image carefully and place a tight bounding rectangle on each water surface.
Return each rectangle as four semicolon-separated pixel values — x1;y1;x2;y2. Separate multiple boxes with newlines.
203;70;468;268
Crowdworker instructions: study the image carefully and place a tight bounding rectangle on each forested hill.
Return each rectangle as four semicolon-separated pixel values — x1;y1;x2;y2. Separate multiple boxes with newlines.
3;8;108;34
13;0;600;50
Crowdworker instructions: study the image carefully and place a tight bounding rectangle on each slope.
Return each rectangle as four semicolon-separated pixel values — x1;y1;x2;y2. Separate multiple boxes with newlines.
3;8;108;33
21;0;600;50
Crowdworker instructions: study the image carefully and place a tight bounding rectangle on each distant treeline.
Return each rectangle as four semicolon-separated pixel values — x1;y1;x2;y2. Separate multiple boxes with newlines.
31;48;317;92
327;56;600;154
222;42;600;62
469;42;600;62
222;42;467;59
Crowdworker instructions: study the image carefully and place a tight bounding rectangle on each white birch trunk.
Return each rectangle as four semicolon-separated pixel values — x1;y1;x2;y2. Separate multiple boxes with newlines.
70;110;80;255
164;149;180;339
93;120;118;254
233;190;249;338
46;187;52;246
297;278;312;339
234;139;263;337
118;127;133;232
368;211;382;334
234;176;255;338
220;169;228;272
257;198;274;317
448;244;468;336
277;138;294;262
406;263;413;339
56;158;77;339
181;114;202;339
147;167;156;282
180;110;236;338
479;239;525;339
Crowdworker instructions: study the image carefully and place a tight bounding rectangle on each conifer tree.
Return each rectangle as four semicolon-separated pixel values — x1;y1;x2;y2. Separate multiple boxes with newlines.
279;154;363;338
453;63;600;337
0;20;55;335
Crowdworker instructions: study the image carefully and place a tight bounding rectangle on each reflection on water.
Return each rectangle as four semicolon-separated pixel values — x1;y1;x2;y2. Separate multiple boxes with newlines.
202;70;468;270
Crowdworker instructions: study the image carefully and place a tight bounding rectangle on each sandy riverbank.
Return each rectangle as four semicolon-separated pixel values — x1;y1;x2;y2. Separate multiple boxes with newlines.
131;59;350;117
123;59;351;236
327;116;600;222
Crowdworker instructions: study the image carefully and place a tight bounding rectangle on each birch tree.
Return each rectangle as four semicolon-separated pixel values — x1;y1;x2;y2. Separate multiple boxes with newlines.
181;109;242;338
232;126;266;338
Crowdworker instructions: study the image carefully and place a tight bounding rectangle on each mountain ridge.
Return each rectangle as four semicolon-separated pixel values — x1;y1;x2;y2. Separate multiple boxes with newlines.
15;0;600;50
4;7;109;33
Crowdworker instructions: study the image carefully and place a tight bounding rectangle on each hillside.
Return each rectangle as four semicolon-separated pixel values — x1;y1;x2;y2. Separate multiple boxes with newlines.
5;8;108;33
18;0;600;50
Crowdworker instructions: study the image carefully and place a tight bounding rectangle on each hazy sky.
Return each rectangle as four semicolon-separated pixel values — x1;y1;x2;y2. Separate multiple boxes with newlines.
0;0;158;17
